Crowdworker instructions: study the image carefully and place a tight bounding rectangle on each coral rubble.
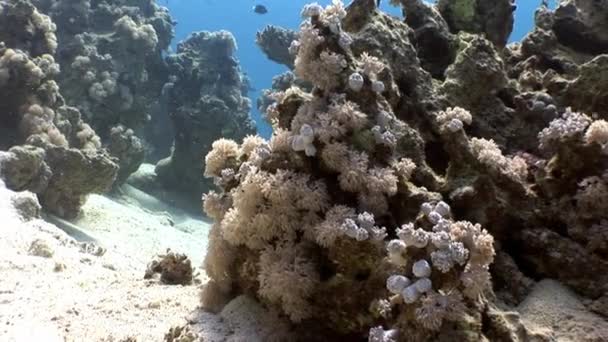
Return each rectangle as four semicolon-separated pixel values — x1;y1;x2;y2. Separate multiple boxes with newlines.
145;249;194;286
199;0;608;340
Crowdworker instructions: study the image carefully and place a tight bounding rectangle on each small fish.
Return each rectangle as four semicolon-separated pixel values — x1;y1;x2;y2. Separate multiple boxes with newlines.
253;4;268;15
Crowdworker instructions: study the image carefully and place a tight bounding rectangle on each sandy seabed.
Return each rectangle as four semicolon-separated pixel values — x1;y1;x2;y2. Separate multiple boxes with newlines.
0;182;210;341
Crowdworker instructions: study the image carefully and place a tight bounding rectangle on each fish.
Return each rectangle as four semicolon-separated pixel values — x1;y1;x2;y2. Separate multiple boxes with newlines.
253;4;268;15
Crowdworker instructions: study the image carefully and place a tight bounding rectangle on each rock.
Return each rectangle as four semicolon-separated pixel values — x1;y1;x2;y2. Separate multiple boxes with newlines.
402;0;458;78
491;251;535;305
79;242;106;256
54;262;66;272
164;325;199;342
441;33;508;108
565;55;608;118
440;33;526;149
513;228;608;298
552;0;608;55
155;31;255;202
144;249;193;285
588;294;608;317
40;146;118;219
256;25;298;69
10;190;42;221
148;301;161;309
0;146;50;193
437;0;515;47
1;144;118;219
108;125;145;185
344;2;435;106
29;238;54;258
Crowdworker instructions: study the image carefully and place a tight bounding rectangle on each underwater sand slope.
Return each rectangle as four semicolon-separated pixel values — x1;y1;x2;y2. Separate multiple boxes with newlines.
0;181;208;341
72;190;210;269
518;279;608;342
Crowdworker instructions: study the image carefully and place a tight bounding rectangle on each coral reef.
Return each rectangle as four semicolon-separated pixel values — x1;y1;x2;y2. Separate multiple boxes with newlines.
26;0;176;181
108;125;145;184
31;0;174;135
255;24;313;127
0;0;57;56
1;0;607;339
436;0;516;47
0;0;118;218
399;0;458;79
257;71;312;125
256;25;299;69
0;0;256;210
200;0;608;340
155;31;256;202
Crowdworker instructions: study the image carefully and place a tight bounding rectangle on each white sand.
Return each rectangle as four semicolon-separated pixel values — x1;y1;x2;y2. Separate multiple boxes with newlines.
0;181;210;341
72;191;210;269
517;279;608;342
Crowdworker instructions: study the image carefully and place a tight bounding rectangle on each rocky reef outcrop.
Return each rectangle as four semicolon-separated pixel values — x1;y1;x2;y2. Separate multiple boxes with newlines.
256;25;299;69
255;25;312;127
27;0;175;182
436;0;516;47
0;0;117;218
198;0;608;340
1;0;258;207
31;0;174;135
154;31;256;203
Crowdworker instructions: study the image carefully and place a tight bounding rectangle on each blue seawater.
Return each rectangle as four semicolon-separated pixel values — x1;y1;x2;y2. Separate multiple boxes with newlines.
163;0;552;138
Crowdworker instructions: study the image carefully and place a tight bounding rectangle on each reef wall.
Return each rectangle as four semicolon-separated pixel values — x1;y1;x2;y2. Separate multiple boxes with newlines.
29;0;174;182
0;0;256;217
199;0;608;340
0;0;258;214
0;0;118;218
